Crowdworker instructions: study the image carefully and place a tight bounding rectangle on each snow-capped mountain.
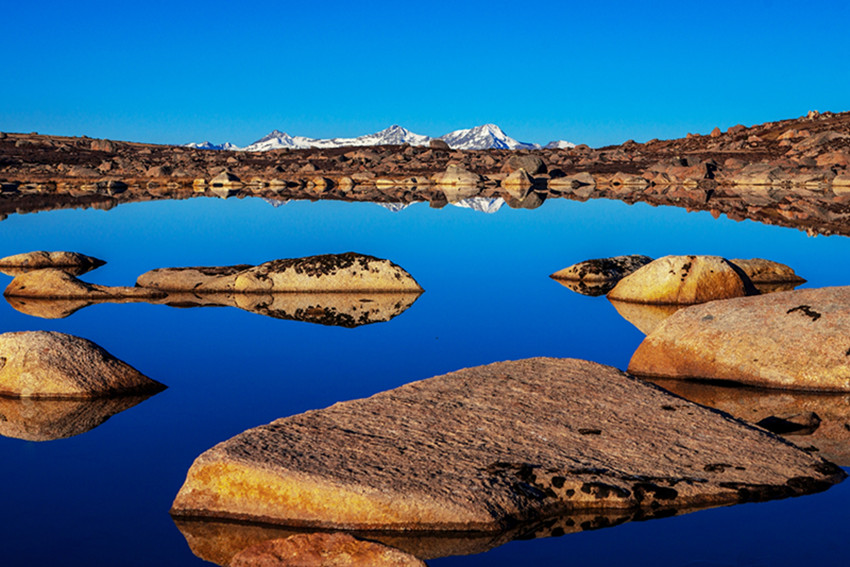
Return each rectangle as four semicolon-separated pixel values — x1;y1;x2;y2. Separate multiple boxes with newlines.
185;141;240;151
187;124;572;152
439;124;538;150
452;197;505;214
544;140;577;149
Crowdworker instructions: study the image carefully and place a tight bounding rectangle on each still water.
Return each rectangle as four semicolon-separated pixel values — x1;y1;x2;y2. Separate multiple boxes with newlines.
1;196;849;566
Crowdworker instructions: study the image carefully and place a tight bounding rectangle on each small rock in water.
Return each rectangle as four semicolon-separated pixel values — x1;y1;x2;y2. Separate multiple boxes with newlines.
4;268;165;299
230;533;426;567
607;255;757;304
0;331;165;398
551;255;653;282
757;412;822;436
728;258;806;283
136;252;423;293
0;250;105;275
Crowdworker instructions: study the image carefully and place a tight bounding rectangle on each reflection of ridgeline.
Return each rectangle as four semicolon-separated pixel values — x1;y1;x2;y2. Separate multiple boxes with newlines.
0;393;159;441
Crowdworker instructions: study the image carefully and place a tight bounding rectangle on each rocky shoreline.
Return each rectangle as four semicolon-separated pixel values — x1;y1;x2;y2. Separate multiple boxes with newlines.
2;110;850;234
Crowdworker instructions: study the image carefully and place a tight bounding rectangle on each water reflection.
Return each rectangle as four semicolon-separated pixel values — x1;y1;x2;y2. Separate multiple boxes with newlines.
173;505;700;565
6;292;422;327
608;300;685;334
650;379;850;466
0;393;160;441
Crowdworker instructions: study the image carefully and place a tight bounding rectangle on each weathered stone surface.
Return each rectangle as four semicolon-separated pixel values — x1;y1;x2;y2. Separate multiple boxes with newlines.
728;258;806;283
607;255;756;304
501;155;546;175
430;164;482;186
136;253;423;293
230;533;426;567
551;255;653;282
0;250;105;275
0;331;165;398
649;379;850;466
500;168;535;199
171;358;842;531
158;292;420;327
0;393;158;441
629;286;850;391
4;268;165;299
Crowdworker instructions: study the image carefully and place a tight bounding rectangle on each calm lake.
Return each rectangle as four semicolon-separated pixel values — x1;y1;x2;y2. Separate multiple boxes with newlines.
1;195;849;566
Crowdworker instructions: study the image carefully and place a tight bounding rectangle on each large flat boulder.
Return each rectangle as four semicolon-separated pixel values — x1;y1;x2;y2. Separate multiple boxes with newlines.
0;250;105;276
607;255;756;304
0;331;165;398
4;269;165;299
136;253;423;293
171;358;843;532
629;286;850;391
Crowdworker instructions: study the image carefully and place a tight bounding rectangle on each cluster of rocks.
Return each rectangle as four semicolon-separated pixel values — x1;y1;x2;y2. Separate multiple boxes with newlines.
0;251;424;326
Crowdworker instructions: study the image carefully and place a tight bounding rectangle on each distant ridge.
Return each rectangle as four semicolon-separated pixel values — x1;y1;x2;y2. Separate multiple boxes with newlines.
187;124;575;152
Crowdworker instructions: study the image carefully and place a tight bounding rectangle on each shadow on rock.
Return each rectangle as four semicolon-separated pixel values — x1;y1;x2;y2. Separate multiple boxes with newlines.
0;392;161;441
649;378;850;466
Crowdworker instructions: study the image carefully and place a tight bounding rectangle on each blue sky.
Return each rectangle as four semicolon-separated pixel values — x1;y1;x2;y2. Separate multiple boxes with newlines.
2;0;848;147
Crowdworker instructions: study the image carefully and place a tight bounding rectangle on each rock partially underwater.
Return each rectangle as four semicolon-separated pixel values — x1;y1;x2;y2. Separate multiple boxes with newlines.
0;250;105;276
629;286;850;391
3;269;165;299
171;358;843;534
607;255;757;305
137;252;423;293
551;255;653;283
0;331;164;398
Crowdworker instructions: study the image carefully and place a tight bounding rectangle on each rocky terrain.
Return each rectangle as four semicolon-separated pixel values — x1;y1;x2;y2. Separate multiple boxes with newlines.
2;110;850;234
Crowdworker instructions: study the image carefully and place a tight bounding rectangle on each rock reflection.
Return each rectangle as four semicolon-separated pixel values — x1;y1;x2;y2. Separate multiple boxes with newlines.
0;393;159;441
552;278;617;297
649;379;850;466
158;292;421;327
608;300;685;334
173;506;698;565
6;296;157;319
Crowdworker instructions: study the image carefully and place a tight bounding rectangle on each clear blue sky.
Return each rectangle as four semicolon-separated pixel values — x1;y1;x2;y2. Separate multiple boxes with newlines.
3;0;848;148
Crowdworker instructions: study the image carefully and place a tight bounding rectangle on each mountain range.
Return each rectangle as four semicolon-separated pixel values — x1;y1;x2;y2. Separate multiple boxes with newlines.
186;124;575;152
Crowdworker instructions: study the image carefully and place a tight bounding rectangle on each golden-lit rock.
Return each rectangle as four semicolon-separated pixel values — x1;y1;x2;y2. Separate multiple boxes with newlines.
171;358;842;531
230;533;426;567
607;255;756;304
137;253;423;293
0;331;165;398
0;250;104;275
629;286;850;391
728;258;806;283
4;268;165;299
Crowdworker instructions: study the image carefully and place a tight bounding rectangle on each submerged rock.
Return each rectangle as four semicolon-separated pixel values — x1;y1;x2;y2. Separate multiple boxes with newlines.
136;253;423;293
230;533;426;567
551;255;653;282
728;258;806;284
0;331;165;398
609;300;684;334
607;255;756;304
0;250;105;275
4;268;166;299
629;286;850;391
0;393;159;441
171;358;842;532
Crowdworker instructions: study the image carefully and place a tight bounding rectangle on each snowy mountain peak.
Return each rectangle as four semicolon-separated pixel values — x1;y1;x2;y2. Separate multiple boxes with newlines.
186;124;572;152
439;124;540;150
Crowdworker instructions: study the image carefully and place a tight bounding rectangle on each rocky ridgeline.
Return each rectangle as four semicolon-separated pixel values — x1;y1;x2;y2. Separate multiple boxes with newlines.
2;111;850;233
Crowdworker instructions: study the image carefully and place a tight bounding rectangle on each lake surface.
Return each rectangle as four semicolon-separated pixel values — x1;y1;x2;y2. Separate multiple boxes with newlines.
1;195;850;566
